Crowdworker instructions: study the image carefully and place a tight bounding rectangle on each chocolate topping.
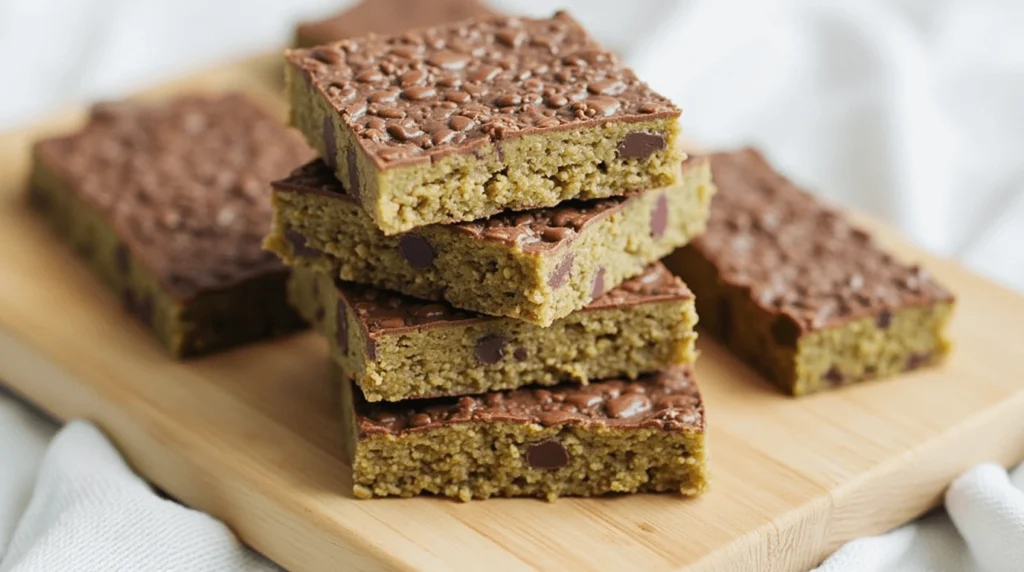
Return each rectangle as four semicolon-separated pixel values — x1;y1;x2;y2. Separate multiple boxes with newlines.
274;159;702;253
617;132;667;159
286;230;321;258
333;262;690;339
34;95;314;301
691;148;954;334
451;196;630;253
525;440;570;470
584;263;692;310
296;0;499;47
287;11;679;169
398;234;435;269
356;366;704;436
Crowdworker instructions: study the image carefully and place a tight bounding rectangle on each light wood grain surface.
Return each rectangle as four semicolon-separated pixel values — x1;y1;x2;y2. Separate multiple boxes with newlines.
1;55;1023;572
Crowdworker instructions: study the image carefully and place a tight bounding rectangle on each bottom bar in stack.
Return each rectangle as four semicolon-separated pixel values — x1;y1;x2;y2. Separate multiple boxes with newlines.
334;364;708;501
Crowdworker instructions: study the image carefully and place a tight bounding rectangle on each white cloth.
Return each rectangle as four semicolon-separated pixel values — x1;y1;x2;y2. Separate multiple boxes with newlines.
816;463;1024;572
0;398;275;572
1;0;1023;570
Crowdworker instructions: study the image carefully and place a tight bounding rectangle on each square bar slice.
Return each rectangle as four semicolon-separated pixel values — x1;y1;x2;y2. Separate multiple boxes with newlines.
267;157;713;325
29;95;314;357
292;262;697;401
295;0;499;48
285;10;684;234
665;149;955;395
336;364;708;501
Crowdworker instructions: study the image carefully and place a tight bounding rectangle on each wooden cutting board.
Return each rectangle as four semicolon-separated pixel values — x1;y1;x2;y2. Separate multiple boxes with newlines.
1;54;1023;572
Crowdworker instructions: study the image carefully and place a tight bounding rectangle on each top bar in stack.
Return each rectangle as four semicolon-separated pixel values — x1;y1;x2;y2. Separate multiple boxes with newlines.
665;149;956;396
285;10;684;235
294;0;500;48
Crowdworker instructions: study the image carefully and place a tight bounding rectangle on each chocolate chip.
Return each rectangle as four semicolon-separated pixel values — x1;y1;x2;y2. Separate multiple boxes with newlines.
285;230;320;257
323;116;337;170
475;334;507;364
136;294;153;326
548;252;574;288
398;234;435;269
28;187;49;210
616;132;666;159
115;244;130;274
876;310;893;330
366;337;378;360
346;147;361;200
122;289;136;312
336;304;349;354
525;439;569;470
906;353;930;370
513;347;528;361
538;410;573;425
120;289;152;326
315;307;325;323
591;267;606;300
717;297;733;344
824;366;844;386
770;315;801;347
651;193;668;239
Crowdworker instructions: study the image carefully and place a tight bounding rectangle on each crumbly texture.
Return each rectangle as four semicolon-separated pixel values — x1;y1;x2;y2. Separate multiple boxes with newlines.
665;149;955;395
286;11;684;233
292;263;697;401
267;158;713;325
28;95;312;357
335;365;708;501
294;0;499;48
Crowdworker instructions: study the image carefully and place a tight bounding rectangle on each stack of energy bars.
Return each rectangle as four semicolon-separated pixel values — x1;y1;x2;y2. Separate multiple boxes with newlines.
28;3;956;503
264;11;717;501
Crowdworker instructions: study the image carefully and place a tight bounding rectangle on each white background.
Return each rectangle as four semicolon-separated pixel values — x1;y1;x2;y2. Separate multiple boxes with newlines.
1;1;1024;570
2;0;1023;293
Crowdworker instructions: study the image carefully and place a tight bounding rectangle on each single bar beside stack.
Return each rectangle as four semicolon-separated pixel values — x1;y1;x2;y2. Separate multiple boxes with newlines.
268;11;713;500
666;148;955;396
30;94;313;357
